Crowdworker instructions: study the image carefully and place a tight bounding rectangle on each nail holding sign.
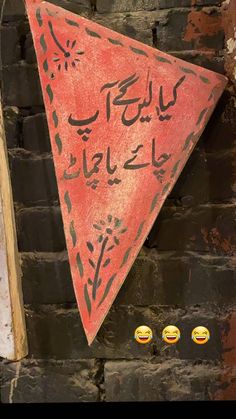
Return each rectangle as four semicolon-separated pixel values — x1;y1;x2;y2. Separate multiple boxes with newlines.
25;0;227;345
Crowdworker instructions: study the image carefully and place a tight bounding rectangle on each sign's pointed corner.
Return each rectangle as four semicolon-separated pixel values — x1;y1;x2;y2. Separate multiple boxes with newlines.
87;333;96;346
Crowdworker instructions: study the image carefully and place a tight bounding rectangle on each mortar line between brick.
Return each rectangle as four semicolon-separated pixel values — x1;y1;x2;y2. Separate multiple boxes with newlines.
14;202;236;213
94;6;222;15
24;302;236;312
19;250;235;260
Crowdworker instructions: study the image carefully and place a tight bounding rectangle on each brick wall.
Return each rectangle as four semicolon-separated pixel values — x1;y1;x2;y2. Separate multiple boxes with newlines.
1;0;236;402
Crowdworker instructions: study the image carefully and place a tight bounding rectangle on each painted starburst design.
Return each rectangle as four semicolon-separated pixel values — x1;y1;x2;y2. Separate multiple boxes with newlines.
48;20;84;71
93;215;128;250
52;40;84;71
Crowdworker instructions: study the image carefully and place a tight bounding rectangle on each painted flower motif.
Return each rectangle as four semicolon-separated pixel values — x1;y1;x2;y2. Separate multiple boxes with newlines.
85;215;127;303
52;39;84;71
93;215;127;250
48;21;84;71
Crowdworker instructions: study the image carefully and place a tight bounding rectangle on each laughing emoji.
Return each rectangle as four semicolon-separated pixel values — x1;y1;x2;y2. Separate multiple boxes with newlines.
162;325;180;344
192;326;210;345
134;325;153;344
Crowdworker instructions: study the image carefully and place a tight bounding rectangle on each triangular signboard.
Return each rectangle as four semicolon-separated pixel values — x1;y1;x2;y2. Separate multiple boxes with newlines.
25;0;227;344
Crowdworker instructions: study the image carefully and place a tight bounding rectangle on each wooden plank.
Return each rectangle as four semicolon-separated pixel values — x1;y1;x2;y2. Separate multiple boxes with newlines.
0;92;28;360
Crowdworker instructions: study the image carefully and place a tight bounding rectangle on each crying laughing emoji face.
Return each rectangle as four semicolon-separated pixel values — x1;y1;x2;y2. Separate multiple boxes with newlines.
191;326;210;345
134;325;153;344
162;325;180;344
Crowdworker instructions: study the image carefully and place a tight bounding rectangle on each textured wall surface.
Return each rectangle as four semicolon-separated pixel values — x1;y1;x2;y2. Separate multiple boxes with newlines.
0;0;236;402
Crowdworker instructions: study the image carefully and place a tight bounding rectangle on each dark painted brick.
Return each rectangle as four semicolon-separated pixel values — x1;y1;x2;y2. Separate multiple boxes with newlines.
22;113;51;153
96;0;158;13
45;0;92;14
0;26;21;64
93;11;160;45
3;106;20;148
1;359;99;403
154;8;224;52
24;32;37;64
198;92;236;153
25;304;224;360
16;204;236;253
158;0;222;8
147;204;236;254
2;65;43;107
21;252;74;304
116;249;236;306
16;207;65;252
1;0;25;22
171;51;225;74
169;148;236;204
104;359;220;401
25;304;102;359
21;249;236;307
1;0;91;22
8;151;58;205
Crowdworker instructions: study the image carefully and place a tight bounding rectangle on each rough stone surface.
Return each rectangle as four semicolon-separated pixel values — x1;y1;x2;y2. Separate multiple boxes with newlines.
93;11;160;45
96;0;158;13
1;359;100;403
222;0;236;86
214;311;236;400
159;1;222;7
104;359;221;401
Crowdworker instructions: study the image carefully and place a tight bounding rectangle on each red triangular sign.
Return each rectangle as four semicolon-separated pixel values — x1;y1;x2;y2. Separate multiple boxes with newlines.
25;0;227;344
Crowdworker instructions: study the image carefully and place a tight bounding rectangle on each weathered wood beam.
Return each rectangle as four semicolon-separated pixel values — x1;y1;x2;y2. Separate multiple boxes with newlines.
0;93;28;360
